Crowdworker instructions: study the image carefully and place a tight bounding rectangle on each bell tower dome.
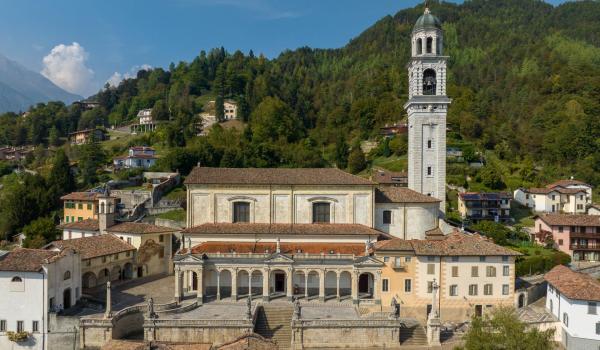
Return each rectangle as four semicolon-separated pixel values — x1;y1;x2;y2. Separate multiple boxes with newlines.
404;5;451;213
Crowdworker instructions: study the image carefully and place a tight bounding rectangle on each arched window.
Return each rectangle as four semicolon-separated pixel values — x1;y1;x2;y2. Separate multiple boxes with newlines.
233;202;250;223
416;38;423;55
11;276;22;283
64;271;71;280
423;69;436;95
312;202;331;223
426;37;433;53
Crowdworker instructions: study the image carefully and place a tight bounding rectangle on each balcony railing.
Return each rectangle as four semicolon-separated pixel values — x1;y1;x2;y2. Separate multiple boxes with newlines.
570;244;600;251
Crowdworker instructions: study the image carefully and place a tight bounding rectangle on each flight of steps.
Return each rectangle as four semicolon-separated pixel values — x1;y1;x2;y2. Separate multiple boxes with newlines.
254;305;293;350
399;325;428;347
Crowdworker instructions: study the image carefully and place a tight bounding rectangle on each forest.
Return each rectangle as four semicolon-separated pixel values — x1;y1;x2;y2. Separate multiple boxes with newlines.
0;0;599;240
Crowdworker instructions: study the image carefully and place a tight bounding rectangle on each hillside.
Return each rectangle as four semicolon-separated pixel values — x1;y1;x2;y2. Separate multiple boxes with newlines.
0;0;599;187
0;53;81;113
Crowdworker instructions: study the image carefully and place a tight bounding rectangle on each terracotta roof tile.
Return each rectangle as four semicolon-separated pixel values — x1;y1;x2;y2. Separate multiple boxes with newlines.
546;179;591;189
372;170;407;185
538;214;600;227
60;192;101;201
525;187;585;195
184;167;374;186
47;234;135;259
375;187;441;203
545;265;600;302
191;241;366;255
59;219;99;231
0;248;62;272
106;222;176;235
373;231;521;256
182;223;383;237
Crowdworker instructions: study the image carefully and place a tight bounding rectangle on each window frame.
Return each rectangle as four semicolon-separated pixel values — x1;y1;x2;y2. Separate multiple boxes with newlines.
233;201;251;223
449;284;458;296
382;210;392;225
32;320;39;333
382;278;389;292
589;301;597;315
468;284;478;296
312;202;331;224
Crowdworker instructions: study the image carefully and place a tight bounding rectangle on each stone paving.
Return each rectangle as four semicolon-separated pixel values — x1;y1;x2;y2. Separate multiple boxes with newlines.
300;305;360;320
88;274;175;311
165;304;250;320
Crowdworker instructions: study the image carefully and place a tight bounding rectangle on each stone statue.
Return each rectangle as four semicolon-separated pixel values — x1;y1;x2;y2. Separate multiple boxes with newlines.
293;297;301;319
187;237;192;253
147;297;155;318
391;297;400;319
246;295;252;319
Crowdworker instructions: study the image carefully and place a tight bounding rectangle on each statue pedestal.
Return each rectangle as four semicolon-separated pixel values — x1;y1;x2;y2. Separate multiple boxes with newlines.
426;316;442;346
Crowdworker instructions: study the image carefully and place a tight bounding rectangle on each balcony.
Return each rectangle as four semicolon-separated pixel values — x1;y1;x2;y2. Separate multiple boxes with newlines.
569;232;600;239
570;244;600;251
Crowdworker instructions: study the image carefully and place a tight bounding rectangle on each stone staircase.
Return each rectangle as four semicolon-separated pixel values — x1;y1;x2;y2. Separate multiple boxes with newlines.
254;305;293;350
400;325;428;346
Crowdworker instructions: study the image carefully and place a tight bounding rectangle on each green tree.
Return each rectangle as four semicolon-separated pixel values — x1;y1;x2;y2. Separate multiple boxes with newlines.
152;99;170;121
79;136;106;187
334;134;349;169
47;149;75;206
457;307;554;350
347;146;367;174
48;126;60;147
22;217;60;248
249;97;304;143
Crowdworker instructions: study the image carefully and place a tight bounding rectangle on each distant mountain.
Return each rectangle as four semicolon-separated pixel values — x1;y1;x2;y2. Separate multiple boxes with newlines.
0;53;81;113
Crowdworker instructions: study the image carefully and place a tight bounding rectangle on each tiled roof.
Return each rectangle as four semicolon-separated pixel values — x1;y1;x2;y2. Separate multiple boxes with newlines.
375;187;441;203
48;234;135;259
373;231;521;256
545;265;600;302
184;167;374;186
60;192;101;201
538;214;600;227
106;222;176;235
59;219;100;231
182;223;384;237
525;187;585;195
546;179;590;189
372;170;407;185
190;241;366;255
0;248;62;272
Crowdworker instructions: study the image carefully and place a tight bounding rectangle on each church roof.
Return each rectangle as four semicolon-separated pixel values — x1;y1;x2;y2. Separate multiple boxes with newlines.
182;223;384;237
190;241;367;256
375;187;441;203
414;8;442;31
47;234;135;259
0;248;63;272
184;167;374;186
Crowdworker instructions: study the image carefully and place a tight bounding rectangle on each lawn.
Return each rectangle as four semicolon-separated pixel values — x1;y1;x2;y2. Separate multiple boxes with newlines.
371;155;408;172
163;187;186;201
511;201;535;227
157;209;186;222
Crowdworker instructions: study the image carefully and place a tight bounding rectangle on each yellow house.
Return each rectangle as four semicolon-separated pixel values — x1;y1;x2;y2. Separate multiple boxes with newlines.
61;192;102;223
372;232;521;323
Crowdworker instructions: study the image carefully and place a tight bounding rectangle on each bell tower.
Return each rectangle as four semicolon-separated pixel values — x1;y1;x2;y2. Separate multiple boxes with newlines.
405;5;451;213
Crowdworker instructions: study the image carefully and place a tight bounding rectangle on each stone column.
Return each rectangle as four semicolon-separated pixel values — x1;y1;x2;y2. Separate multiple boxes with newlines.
426;279;441;346
318;271;325;303
286;268;293;302
216;270;221;301
196;268;204;305
104;281;112;318
304;272;309;299
262;269;270;302
374;271;382;305
336;271;341;302
351;271;359;305
248;272;252;297
231;269;238;301
174;269;182;303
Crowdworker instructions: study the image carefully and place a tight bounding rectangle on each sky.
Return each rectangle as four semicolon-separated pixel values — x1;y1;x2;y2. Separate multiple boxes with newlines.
0;0;570;97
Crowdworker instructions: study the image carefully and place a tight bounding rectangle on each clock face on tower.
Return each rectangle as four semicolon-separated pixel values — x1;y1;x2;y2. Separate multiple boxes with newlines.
405;6;451;214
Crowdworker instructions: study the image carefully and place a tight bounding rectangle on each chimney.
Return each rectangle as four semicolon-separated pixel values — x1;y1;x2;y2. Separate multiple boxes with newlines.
98;196;116;234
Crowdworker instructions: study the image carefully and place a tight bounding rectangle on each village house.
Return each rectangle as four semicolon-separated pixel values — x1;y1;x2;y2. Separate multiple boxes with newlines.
59;196;176;280
534;214;600;262
371;169;408;187
73;99;100;111
458;192;512;223
68;128;106;145
207;99;238;120
514;179;592;214
113;146;157;170
545;265;600;350
0;248;81;350
60;191;108;224
130;109;160;134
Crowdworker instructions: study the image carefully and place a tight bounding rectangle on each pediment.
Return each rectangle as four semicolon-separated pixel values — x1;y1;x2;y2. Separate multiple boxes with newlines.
354;256;384;267
265;253;294;263
175;254;204;263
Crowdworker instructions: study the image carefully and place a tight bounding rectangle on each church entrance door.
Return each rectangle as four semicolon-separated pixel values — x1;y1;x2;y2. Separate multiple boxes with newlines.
63;288;71;309
274;272;285;293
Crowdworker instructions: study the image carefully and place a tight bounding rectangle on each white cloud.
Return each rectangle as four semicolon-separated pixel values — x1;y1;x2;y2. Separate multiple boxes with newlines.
41;42;94;95
106;64;152;87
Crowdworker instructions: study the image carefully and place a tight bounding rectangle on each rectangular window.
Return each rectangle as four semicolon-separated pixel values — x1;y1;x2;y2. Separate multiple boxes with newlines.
159;234;164;243
502;284;509;295
394;257;402;268
452;256;459;262
558;226;563;233
427;166;432;176
77;217;83;222
405;256;412;263
17;321;23;332
312;202;331;223
383;256;389;262
469;284;478;296
0;320;5;331
427;256;435;262
404;279;412;293
452;266;459;277
127;237;132;244
471;266;479;277
32;321;38;332
382;279;389;292
558;239;563;245
102;256;107;263
427;264;435;275
233;202;251;223
503;265;510;276
484;284;493;295
596;322;600;335
78;203;83;209
87;203;92;210
114;253;119;260
502;256;508;262
427;140;432;149
65;216;69;223
449;285;458;296
479;256;486;262
486;266;496;277
427;281;434;293
382;210;392;224
589;302;597;315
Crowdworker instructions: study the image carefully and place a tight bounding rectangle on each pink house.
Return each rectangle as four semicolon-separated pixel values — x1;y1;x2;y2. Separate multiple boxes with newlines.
534;214;600;262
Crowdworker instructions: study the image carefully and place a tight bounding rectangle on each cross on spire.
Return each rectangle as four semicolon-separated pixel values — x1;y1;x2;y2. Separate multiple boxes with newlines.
424;0;431;14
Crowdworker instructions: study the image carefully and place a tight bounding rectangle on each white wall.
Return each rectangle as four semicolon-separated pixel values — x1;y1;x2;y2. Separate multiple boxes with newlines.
546;284;600;342
374;203;438;240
